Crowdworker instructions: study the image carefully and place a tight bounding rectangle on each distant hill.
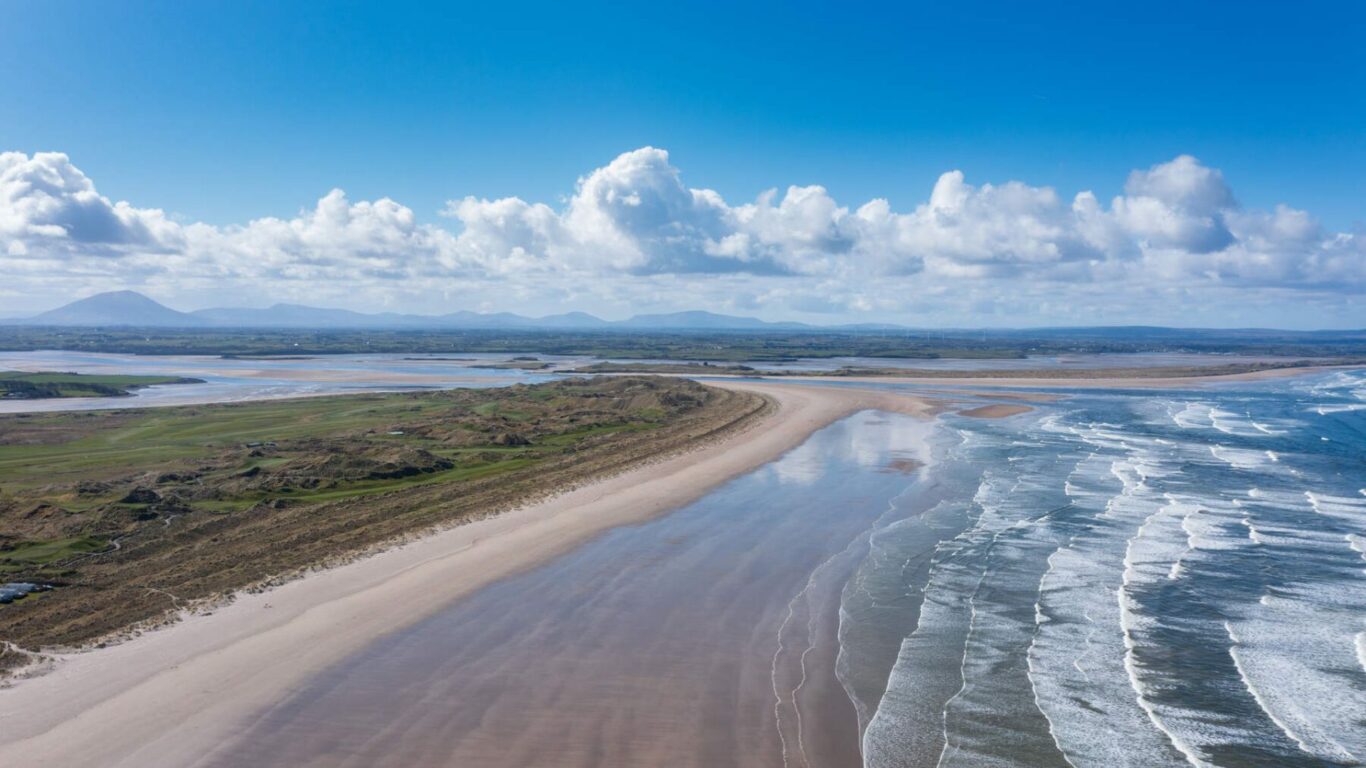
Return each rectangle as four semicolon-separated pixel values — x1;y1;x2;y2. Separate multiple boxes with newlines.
615;310;811;331
435;310;544;329
192;304;431;329
11;292;1365;341
21;290;205;327
522;311;611;330
12;291;816;331
192;303;612;330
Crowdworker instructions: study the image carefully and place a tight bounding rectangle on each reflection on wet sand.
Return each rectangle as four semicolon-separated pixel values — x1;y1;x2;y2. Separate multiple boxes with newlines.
208;412;935;768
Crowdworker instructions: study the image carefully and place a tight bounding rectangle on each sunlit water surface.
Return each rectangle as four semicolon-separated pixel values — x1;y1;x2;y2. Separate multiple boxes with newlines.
857;370;1366;767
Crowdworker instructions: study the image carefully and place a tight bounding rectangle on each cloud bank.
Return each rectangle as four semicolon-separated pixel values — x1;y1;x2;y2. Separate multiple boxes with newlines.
1;148;1361;326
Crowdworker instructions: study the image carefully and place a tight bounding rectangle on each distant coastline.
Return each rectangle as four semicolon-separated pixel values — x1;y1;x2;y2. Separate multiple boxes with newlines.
572;358;1366;384
0;371;203;400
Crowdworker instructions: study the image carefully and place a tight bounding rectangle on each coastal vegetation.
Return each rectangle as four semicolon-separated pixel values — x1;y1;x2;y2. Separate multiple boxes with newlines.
0;376;767;669
5;326;1364;362
0;371;203;400
0;327;1028;360
570;358;1366;379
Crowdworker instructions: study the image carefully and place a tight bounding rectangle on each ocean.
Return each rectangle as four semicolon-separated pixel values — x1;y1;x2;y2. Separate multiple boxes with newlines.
856;370;1366;767
202;369;1365;767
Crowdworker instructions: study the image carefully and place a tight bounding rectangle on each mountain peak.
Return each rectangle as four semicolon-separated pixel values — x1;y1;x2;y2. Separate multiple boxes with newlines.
14;293;812;331
22;290;203;327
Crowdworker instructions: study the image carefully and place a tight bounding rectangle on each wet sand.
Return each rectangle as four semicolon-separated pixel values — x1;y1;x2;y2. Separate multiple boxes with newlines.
202;411;929;768
0;381;936;768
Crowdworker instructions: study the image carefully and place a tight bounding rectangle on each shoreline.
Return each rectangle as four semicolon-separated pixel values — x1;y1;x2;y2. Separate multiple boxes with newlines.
767;363;1363;389
0;380;937;768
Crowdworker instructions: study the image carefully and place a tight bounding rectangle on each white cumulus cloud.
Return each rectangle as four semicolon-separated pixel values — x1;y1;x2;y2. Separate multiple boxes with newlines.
0;151;182;254
0;148;1361;324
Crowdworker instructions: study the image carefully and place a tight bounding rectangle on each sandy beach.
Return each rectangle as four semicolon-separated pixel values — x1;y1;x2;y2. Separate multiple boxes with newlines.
0;380;936;768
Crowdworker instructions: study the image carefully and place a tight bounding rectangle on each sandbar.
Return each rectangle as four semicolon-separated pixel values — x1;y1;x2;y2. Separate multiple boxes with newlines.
958;403;1033;418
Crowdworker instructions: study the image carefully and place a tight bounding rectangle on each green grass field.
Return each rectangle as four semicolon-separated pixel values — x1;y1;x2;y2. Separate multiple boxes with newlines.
0;383;659;498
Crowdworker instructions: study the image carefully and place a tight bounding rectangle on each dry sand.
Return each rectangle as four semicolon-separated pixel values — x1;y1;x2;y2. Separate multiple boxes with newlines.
0;380;936;768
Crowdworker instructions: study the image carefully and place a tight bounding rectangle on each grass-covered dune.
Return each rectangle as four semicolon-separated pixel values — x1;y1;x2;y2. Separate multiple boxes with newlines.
0;376;767;666
0;371;203;400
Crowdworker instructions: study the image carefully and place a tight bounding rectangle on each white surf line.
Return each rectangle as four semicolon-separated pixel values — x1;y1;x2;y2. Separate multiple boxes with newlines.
1074;606;1099;685
844;494;962;759
934;473;1025;768
1305;490;1366;525
772;539;851;768
788;468;924;768
1115;458;1214;768
1042;423;1202;768
862;464;999;768
765;578;800;766
1118;593;1213;768
834;495;916;743
1224;620;1358;763
1026;445;1097;768
792;571;832;768
1028;545;1081;768
935;550;993;768
797;467;939;765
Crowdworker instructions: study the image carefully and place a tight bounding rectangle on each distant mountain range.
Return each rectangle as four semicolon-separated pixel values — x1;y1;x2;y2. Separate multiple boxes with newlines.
10;291;840;331
8;292;1364;341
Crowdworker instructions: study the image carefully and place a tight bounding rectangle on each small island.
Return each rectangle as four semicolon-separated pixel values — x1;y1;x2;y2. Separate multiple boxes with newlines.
0;371;204;400
571;361;758;375
471;356;557;370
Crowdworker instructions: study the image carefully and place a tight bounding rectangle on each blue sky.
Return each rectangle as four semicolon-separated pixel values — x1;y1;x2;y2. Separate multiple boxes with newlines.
1;1;1363;326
